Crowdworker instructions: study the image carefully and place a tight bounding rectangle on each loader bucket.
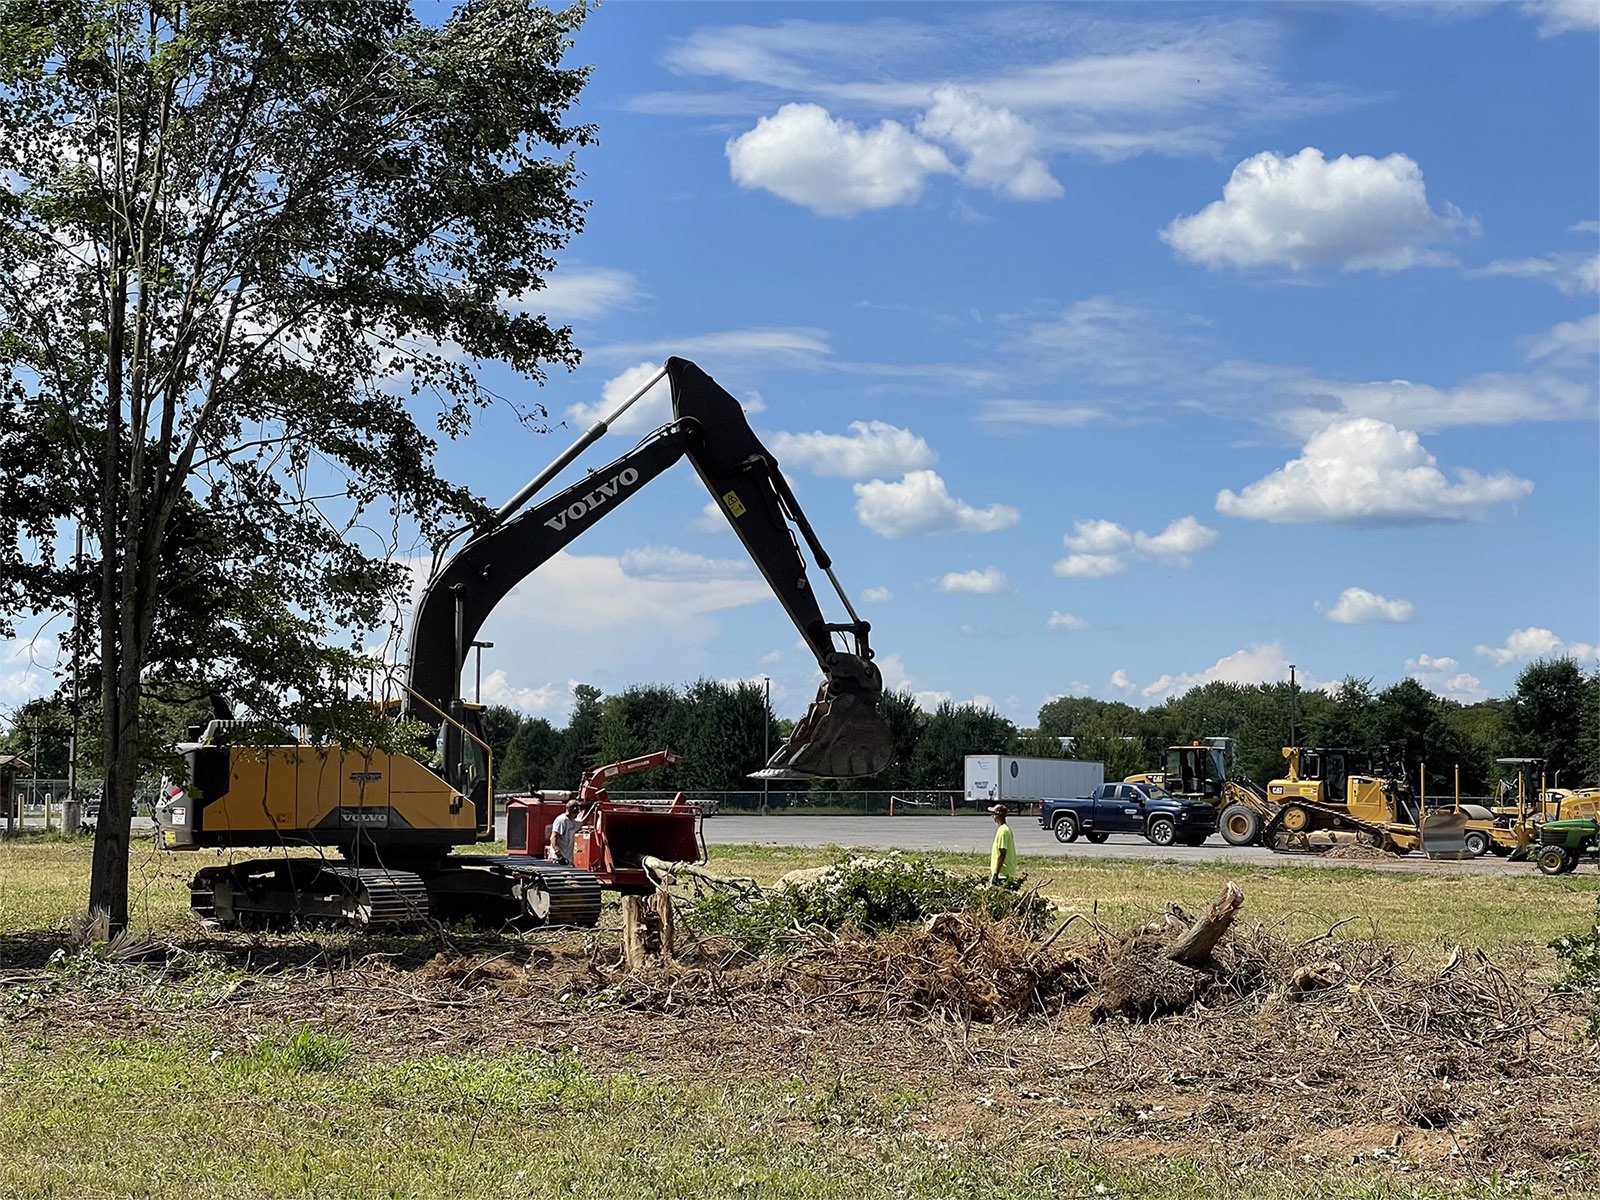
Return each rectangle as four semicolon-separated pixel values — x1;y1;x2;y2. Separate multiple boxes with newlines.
752;681;895;780
1421;810;1472;860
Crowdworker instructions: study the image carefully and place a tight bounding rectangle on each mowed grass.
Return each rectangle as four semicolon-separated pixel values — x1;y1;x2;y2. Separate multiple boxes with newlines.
0;1032;1564;1200
2;835;1597;1199
712;843;1600;952
2;833;1598;950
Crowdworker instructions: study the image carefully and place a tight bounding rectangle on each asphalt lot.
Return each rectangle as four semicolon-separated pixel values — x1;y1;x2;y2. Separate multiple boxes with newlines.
538;813;1534;877
14;813;1523;878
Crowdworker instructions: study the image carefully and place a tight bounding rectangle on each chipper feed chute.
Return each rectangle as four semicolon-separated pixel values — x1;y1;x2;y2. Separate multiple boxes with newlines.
753;676;895;781
1420;809;1472;860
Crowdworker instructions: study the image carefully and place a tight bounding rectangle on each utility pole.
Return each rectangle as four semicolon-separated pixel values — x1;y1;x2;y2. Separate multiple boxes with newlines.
1288;664;1298;750
761;675;771;816
470;641;494;704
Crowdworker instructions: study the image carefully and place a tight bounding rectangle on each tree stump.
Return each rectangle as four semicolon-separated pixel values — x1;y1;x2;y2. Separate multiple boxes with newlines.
621;891;678;969
1164;881;1244;966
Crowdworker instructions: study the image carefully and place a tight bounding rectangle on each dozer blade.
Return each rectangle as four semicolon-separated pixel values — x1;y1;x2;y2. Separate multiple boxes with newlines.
752;682;894;780
1421;810;1472;860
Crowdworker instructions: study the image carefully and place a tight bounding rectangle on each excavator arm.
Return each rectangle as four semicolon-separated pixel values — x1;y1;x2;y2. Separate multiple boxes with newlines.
404;357;894;781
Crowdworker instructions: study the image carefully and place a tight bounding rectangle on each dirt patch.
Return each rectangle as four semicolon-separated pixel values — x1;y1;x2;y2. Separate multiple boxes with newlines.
3;906;1596;1190
1325;841;1401;861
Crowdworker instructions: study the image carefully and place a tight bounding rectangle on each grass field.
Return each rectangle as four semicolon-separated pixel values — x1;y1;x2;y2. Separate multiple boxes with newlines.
2;834;1597;1199
4;834;1597;949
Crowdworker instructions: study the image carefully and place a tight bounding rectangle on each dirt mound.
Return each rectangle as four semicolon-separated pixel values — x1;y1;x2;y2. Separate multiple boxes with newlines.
1325;841;1400;861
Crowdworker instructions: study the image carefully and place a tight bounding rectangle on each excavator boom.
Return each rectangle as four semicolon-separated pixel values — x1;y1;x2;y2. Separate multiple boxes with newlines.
406;357;894;783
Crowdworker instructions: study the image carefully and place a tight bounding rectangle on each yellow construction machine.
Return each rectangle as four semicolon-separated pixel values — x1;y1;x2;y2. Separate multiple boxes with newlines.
1456;758;1600;859
156;358;896;930
1125;738;1273;846
1259;746;1469;857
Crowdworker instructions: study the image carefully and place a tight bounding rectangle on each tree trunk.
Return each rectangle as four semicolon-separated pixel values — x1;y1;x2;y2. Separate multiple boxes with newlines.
89;233;128;935
1164;881;1244;966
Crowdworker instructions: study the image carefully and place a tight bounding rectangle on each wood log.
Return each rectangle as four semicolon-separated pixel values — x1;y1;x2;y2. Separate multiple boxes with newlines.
621;895;649;970
653;889;677;961
640;855;761;895
1164;881;1244;966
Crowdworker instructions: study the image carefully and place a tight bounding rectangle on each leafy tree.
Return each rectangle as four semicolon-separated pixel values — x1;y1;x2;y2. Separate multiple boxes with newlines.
550;683;602;790
910;701;1016;791
0;0;593;929
594;685;683;789
479;705;523;783
676;678;775;793
1071;733;1146;784
500;716;563;792
873;689;927;791
1508;658;1599;786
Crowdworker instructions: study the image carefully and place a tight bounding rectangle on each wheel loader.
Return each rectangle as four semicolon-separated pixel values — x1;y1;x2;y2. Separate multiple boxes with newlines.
1124;737;1272;846
155;358;898;930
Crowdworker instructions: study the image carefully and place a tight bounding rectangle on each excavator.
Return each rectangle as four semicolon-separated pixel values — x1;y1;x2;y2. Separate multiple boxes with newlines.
155;358;895;929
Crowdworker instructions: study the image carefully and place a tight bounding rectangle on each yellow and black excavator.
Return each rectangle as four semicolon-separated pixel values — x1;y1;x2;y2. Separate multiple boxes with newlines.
155;358;895;929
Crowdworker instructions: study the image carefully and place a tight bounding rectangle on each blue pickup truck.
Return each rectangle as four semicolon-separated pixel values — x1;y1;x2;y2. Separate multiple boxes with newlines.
1039;781;1217;847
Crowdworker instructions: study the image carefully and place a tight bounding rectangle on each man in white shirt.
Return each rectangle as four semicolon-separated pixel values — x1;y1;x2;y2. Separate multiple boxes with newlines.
548;798;582;865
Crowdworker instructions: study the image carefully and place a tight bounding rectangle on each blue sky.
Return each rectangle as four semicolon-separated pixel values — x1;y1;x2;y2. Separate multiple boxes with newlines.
5;0;1596;728
434;0;1600;724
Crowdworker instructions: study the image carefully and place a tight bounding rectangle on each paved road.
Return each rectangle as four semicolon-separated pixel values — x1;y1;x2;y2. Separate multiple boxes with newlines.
501;814;1535;877
9;814;1520;878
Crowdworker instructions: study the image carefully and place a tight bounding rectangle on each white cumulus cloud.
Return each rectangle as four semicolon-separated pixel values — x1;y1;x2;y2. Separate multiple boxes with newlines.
937;567;1010;595
1053;515;1217;576
853;470;1019;538
862;586;893;603
1474;251;1599;296
1162;147;1474;273
618;545;753;582
1474;627;1598;666
1141;642;1309;700
504;268;644;322
1321;587;1416;624
1405;653;1486;703
1046;611;1088;630
769;420;936;478
1216;418;1532;525
1525;0;1600;36
915;86;1063;202
1522;312;1600;366
726;102;953;217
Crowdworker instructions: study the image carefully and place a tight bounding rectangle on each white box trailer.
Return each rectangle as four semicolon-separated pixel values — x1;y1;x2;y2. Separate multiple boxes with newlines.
964;755;1104;807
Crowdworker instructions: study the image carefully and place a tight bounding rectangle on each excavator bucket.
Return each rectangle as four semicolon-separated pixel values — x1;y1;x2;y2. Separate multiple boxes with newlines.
752;681;895;781
1420;809;1472;860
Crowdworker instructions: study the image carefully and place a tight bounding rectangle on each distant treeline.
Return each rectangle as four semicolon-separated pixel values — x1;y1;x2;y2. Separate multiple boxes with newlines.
476;657;1599;796
5;658;1594;797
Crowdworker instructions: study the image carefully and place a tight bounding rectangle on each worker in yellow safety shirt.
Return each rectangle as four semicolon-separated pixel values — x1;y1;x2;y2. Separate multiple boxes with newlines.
988;803;1018;888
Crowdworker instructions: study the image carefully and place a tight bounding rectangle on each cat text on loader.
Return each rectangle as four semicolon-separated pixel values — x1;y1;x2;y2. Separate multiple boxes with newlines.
156;358;895;930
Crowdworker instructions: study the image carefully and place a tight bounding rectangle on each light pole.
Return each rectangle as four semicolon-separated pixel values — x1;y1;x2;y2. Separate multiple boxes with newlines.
469;641;494;704
760;675;771;816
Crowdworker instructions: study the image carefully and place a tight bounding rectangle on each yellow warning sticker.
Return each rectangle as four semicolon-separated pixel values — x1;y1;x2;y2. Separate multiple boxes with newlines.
722;490;746;518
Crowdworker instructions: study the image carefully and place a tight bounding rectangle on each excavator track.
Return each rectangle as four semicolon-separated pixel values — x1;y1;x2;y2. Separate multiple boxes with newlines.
191;859;432;930
190;854;605;932
450;856;604;928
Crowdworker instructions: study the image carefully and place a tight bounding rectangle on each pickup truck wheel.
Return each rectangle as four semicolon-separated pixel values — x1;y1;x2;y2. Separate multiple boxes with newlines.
1146;817;1177;847
1462;829;1490;858
1085;832;1110;844
1052;813;1079;843
1218;804;1260;847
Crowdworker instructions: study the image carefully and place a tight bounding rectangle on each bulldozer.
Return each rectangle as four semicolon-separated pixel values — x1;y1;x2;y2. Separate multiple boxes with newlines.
155;358;897;930
1259;746;1469;858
